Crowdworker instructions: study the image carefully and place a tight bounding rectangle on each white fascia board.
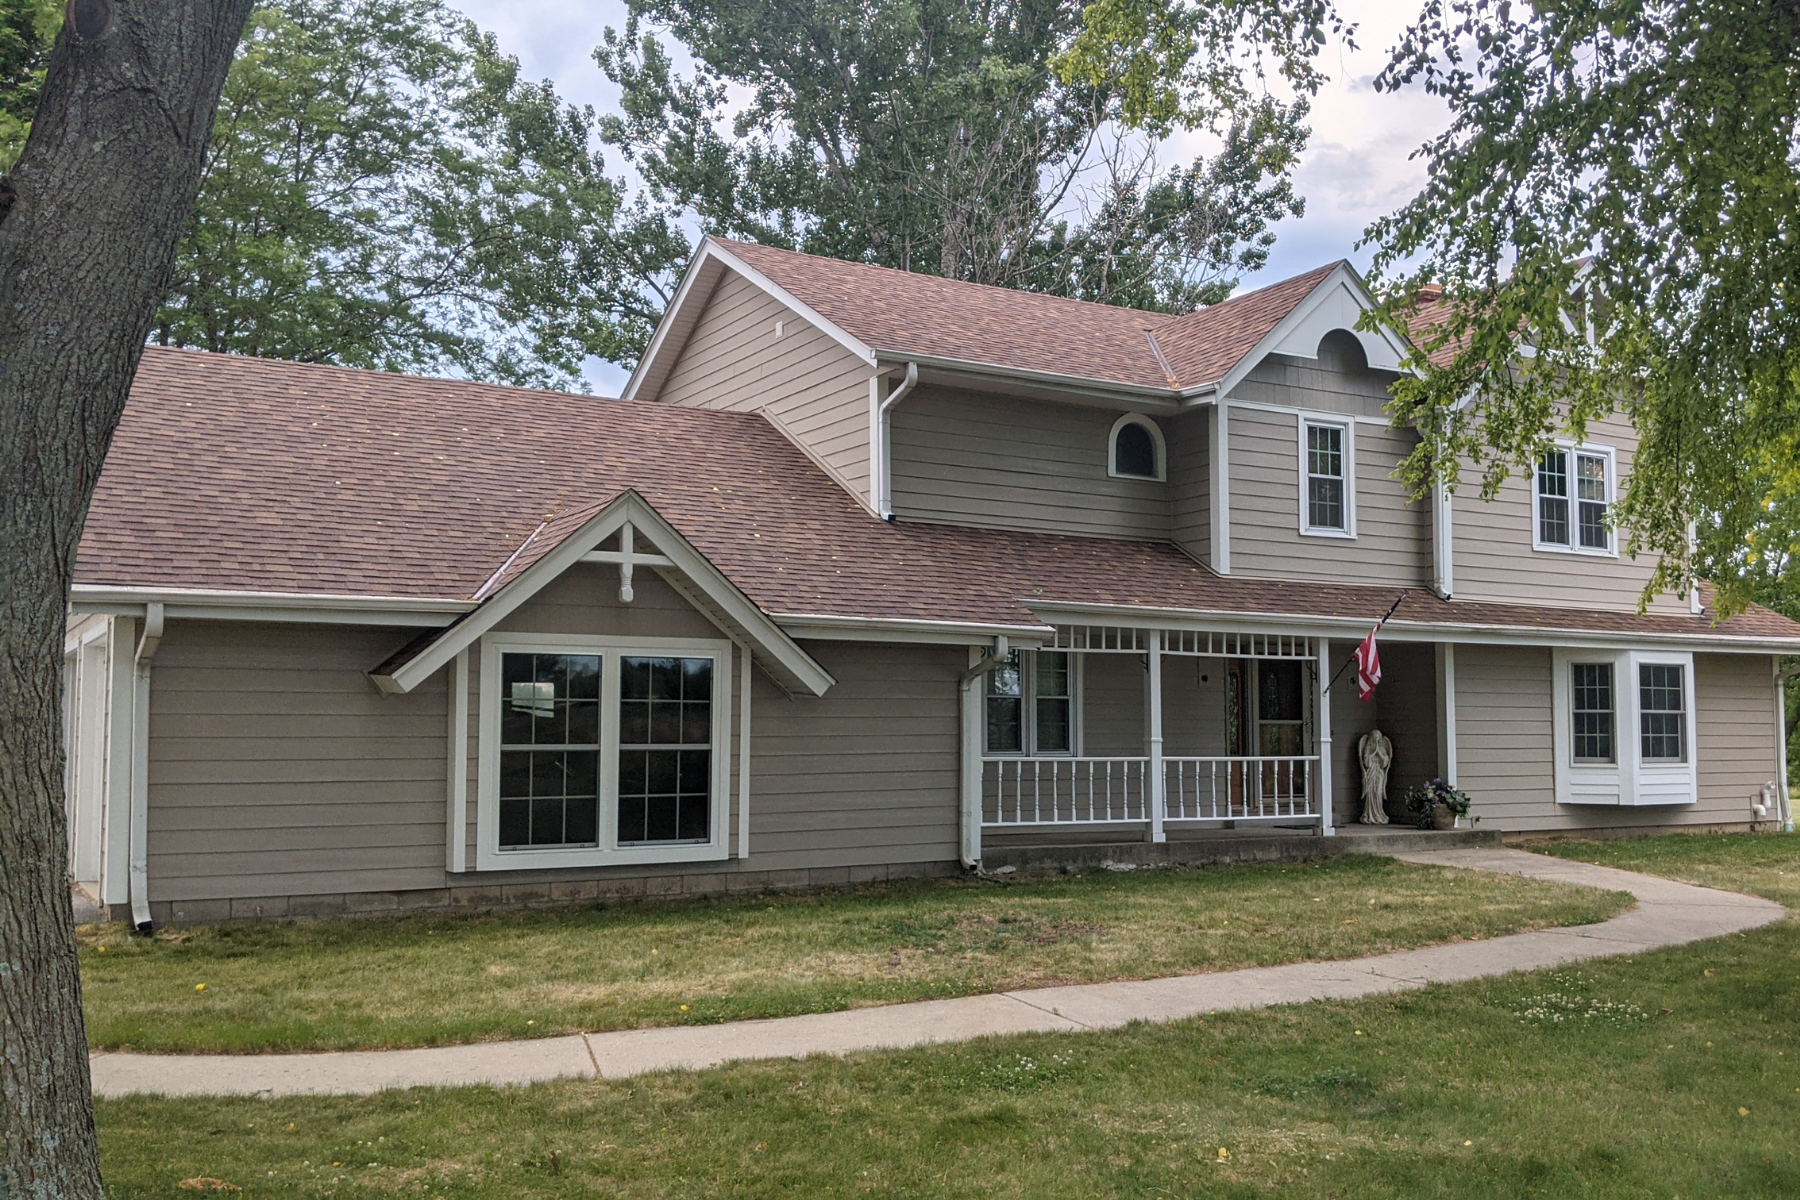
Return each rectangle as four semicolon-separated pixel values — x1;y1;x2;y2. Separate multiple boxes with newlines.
706;240;877;367
1215;263;1417;400
375;491;834;697
774;612;1055;645
68;585;472;627
877;352;1201;408
1023;599;1800;653
619;246;721;401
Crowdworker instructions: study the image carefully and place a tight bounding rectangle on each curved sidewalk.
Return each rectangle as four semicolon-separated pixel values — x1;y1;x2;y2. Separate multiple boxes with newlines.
88;848;1784;1098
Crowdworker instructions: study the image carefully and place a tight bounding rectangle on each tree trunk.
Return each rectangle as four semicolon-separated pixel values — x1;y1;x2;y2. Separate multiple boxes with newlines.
0;2;250;1196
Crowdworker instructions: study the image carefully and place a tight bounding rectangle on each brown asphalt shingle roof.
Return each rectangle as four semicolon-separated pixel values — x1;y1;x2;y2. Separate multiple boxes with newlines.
717;239;1339;392
75;348;1800;645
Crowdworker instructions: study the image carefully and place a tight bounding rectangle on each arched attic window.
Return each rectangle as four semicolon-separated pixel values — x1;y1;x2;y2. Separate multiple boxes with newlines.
1108;414;1166;481
1316;328;1370;374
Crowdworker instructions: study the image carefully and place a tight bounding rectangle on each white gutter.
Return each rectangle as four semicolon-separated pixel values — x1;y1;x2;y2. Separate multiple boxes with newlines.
773;612;1055;645
874;350;1208;407
872;362;918;519
1022;599;1800;654
129;602;164;933
70;585;473;628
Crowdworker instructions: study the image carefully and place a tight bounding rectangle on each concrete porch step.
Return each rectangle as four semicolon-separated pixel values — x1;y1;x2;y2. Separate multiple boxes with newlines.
979;825;1501;875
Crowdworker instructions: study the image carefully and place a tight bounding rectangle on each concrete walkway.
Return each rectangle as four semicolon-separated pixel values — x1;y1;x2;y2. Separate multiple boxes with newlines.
88;848;1784;1098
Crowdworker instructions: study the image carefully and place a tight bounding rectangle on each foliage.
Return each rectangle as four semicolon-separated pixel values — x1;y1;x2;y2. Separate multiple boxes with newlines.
153;0;687;385
597;0;1325;311
1406;777;1471;828
0;0;59;170
1361;0;1800;617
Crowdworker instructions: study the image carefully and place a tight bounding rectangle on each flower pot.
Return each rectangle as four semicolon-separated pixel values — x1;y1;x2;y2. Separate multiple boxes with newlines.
1430;804;1457;831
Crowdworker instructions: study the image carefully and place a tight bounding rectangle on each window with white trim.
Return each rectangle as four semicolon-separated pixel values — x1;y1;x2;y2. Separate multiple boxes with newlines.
1108;414;1165;480
478;634;731;869
985;650;1077;755
1638;662;1686;763
1536;446;1613;552
1569;662;1615;763
1304;421;1348;532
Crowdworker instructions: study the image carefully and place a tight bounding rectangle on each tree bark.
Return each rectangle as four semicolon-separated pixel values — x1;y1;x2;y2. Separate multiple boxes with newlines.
0;2;250;1196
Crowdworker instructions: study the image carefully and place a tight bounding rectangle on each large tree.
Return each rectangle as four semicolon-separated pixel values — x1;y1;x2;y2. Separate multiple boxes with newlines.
154;0;685;385
1358;0;1800;617
599;0;1343;310
1;3;254;1196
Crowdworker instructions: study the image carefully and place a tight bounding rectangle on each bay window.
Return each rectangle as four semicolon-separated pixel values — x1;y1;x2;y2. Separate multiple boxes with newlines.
478;635;732;868
1552;648;1695;806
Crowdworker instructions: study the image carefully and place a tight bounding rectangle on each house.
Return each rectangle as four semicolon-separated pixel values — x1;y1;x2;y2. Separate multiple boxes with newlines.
62;239;1800;927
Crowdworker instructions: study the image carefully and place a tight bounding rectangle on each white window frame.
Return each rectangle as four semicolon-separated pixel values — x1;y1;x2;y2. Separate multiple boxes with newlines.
475;632;733;870
983;649;1083;757
1533;441;1618;557
1297;412;1356;538
1551;647;1696;807
1107;413;1166;482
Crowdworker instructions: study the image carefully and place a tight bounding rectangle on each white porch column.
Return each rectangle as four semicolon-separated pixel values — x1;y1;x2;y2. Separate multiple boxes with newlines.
1436;643;1459;786
1147;630;1165;843
1316;637;1335;836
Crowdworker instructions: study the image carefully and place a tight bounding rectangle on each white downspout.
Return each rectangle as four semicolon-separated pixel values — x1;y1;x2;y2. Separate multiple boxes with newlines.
129;602;164;933
958;636;1009;868
874;362;918;520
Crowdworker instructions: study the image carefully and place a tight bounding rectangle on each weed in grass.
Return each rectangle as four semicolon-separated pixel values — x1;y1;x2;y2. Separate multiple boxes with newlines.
1512;969;1655;1028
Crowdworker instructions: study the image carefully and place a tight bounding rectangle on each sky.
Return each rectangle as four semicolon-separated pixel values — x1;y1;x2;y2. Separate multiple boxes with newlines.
454;0;1450;393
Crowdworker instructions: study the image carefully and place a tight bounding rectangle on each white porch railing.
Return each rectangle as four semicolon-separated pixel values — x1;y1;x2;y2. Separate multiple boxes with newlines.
983;757;1150;825
982;755;1321;827
1163;755;1320;821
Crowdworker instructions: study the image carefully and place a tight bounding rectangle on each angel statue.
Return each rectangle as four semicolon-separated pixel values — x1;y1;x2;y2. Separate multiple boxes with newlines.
1358;729;1394;825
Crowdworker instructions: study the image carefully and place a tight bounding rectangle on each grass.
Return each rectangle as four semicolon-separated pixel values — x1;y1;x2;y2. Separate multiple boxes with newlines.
78;854;1628;1054
94;833;1800;1199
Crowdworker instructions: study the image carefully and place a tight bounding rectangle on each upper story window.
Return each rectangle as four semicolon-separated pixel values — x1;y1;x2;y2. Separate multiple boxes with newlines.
1299;415;1354;537
1108;414;1165;481
985;649;1076;755
1536;445;1614;553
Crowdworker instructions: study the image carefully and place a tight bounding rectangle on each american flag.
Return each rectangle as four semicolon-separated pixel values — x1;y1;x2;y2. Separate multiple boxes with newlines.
1353;620;1384;702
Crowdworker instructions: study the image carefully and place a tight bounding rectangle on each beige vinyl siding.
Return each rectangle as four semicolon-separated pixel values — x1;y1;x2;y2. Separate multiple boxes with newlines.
656;270;875;503
1167;408;1210;562
1450;411;1687;614
1453;645;1778;831
888;385;1173;539
1374;641;1440;804
1328;640;1380;827
1080;653;1147;755
1160;656;1227;757
147;621;449;904
1226;403;1431;586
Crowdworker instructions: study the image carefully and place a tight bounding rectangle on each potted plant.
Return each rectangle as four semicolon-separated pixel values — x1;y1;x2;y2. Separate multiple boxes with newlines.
1405;778;1472;830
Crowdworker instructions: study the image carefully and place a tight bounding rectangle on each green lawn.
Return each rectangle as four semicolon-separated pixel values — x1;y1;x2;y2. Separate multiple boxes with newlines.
79;853;1626;1053
94;833;1800;1198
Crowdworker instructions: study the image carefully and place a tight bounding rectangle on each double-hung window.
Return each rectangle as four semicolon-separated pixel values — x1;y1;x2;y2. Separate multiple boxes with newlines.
985;649;1076;755
1570;662;1615;763
1536;445;1613;552
1638;662;1686;763
1300;417;1353;535
479;635;731;868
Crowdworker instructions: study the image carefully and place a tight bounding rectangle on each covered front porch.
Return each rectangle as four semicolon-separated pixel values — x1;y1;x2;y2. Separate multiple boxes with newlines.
960;624;1447;862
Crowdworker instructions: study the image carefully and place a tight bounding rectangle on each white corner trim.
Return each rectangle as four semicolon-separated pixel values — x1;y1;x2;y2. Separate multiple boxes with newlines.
446;649;469;873
1106;412;1168;482
1211;402;1232;573
737;639;752;859
1296;411;1357;539
373;491;833;698
1433;482;1455;598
